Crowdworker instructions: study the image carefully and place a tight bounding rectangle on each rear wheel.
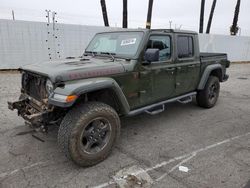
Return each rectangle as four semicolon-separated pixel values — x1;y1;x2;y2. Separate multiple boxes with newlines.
196;76;220;108
58;102;120;167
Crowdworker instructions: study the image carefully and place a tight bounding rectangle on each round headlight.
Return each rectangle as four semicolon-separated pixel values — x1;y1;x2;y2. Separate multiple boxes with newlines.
45;79;53;95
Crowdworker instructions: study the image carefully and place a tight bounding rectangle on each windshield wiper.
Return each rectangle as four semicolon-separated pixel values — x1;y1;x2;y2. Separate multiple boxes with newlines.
100;52;116;61
84;51;97;57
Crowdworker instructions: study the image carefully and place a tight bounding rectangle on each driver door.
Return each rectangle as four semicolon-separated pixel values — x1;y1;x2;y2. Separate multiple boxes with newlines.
139;34;176;105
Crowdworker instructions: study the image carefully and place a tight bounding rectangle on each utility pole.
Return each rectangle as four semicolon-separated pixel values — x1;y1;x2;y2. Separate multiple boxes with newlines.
12;10;15;20
122;0;128;28
199;0;205;33
169;20;172;29
52;11;57;31
45;9;51;23
100;0;109;27
206;0;217;34
146;0;154;29
230;0;241;35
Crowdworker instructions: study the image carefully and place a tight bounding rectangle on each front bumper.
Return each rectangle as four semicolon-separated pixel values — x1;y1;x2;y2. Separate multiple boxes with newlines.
8;94;52;127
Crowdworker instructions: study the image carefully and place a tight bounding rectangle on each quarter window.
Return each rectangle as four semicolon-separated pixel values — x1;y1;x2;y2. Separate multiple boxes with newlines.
177;36;194;58
146;35;171;61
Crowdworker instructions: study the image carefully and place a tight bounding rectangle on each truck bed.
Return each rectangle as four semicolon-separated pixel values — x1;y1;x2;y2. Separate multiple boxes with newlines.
200;52;228;64
200;52;227;58
199;52;230;79
200;53;228;63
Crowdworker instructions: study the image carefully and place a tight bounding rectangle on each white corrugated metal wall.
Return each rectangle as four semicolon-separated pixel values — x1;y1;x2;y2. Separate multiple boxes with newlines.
0;19;250;69
199;34;250;62
0;19;115;69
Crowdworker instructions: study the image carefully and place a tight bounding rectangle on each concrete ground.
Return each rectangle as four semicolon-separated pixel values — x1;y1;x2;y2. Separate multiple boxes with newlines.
0;64;250;188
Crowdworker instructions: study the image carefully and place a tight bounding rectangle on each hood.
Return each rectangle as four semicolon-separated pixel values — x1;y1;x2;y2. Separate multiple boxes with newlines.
21;57;126;83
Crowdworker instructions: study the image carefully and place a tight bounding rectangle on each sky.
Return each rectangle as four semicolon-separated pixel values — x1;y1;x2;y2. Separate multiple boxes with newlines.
0;0;249;36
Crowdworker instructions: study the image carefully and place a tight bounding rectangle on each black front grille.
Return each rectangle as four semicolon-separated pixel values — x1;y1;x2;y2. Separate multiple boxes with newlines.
22;72;47;101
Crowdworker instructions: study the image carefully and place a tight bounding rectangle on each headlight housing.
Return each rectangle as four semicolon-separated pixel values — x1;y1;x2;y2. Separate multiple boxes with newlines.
45;79;53;95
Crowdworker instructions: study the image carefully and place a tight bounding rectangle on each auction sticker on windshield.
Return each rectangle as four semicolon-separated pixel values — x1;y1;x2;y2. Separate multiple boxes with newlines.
121;38;137;46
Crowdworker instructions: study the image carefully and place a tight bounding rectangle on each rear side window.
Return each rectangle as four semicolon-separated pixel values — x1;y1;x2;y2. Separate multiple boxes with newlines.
177;36;194;58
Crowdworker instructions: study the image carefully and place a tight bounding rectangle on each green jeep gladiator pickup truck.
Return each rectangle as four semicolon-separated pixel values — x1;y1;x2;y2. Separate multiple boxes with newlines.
8;29;230;166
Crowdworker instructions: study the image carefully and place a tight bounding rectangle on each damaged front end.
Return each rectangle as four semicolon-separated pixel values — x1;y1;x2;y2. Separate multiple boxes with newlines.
8;71;64;132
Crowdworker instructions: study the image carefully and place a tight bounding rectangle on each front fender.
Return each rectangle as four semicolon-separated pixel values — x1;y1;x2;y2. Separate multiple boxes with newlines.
48;77;130;114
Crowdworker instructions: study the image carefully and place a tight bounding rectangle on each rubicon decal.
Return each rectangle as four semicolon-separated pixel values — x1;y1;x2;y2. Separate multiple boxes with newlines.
68;67;124;80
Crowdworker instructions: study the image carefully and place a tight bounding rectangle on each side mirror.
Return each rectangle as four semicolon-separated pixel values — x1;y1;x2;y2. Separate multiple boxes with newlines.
143;48;159;65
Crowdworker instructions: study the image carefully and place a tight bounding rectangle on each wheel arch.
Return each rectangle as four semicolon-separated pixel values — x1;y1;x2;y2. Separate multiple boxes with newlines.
198;64;223;90
76;88;129;115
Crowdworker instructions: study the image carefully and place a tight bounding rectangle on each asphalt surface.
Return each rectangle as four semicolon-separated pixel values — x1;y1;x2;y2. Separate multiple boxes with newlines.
0;64;250;188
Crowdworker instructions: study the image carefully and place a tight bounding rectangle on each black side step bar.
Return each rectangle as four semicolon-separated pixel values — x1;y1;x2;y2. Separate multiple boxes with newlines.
145;105;165;115
177;96;193;104
128;92;197;116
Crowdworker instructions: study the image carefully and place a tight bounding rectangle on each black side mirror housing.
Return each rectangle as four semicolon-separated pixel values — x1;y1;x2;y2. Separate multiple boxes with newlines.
143;48;159;65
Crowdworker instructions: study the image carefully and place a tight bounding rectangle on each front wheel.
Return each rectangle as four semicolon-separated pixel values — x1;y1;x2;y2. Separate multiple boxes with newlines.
58;102;120;167
196;76;220;108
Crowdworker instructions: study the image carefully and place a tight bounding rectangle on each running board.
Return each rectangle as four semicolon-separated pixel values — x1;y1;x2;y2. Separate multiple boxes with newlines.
177;96;193;104
145;105;165;115
128;92;197;116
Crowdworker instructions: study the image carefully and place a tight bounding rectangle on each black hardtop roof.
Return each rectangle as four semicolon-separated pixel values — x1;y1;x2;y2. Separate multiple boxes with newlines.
97;28;198;35
151;29;198;35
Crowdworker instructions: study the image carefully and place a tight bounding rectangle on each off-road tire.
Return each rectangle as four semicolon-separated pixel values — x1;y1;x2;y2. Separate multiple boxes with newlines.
58;102;120;167
196;76;220;108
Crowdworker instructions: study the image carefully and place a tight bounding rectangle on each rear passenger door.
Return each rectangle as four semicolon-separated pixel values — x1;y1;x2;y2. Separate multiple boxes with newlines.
175;35;200;95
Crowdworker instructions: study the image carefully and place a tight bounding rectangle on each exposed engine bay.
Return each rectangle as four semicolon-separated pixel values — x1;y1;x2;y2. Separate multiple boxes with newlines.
8;71;65;132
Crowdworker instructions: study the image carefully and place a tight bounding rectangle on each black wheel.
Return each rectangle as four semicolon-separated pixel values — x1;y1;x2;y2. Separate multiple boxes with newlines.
58;102;120;167
196;76;220;108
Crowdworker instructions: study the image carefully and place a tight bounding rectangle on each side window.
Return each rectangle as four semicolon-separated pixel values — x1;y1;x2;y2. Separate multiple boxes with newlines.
147;35;171;61
177;36;194;58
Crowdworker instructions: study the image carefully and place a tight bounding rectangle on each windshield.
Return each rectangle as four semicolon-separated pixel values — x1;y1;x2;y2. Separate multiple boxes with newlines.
85;32;144;58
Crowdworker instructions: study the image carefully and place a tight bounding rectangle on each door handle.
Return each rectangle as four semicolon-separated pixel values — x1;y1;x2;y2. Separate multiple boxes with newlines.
188;65;195;68
165;68;175;71
176;67;182;70
140;71;149;75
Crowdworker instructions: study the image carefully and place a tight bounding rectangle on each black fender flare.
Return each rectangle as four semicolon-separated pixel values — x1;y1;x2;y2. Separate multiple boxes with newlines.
48;77;130;114
197;64;223;90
